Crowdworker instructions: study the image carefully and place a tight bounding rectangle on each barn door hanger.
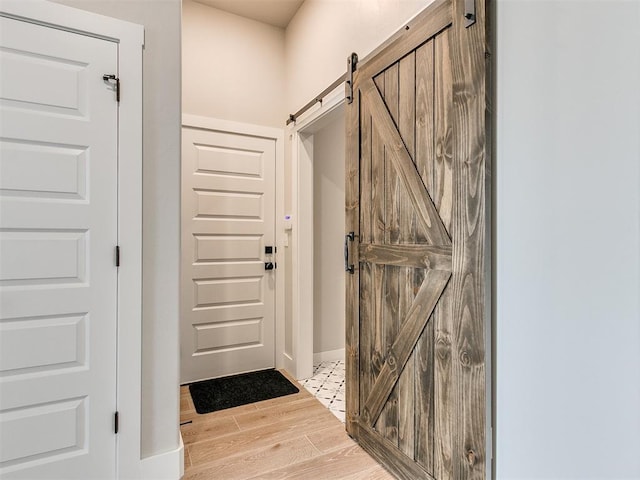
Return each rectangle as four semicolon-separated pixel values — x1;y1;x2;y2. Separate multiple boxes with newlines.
346;52;358;104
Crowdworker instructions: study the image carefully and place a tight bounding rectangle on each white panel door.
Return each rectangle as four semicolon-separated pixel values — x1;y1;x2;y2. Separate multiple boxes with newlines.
181;127;276;383
0;16;118;479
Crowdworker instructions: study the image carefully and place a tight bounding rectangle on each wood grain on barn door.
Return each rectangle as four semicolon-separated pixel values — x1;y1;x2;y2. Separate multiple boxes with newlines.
345;0;490;478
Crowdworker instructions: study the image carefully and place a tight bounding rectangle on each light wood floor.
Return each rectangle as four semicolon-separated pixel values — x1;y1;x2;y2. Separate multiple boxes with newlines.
180;370;395;480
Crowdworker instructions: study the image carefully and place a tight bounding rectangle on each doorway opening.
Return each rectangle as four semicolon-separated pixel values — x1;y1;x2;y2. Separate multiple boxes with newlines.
290;86;346;382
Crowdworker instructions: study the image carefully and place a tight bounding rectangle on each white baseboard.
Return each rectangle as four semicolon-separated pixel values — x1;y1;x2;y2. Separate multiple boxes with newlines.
140;435;184;479
313;348;345;364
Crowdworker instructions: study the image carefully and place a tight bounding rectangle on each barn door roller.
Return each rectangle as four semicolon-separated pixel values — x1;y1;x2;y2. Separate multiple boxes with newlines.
346;52;358;104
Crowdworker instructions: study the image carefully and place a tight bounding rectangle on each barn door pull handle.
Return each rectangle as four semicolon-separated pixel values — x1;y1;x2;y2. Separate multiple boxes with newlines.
344;232;355;274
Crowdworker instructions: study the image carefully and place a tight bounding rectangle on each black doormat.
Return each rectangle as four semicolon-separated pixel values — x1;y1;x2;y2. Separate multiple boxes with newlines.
188;369;299;414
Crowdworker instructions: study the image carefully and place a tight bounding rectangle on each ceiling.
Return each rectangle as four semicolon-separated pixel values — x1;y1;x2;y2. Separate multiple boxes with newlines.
192;0;305;28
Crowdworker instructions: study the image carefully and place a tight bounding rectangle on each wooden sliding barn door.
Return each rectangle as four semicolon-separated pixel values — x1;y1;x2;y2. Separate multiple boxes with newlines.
345;0;490;478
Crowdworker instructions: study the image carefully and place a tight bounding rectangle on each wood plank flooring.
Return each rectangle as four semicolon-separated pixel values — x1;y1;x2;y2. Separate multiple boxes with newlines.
181;370;395;480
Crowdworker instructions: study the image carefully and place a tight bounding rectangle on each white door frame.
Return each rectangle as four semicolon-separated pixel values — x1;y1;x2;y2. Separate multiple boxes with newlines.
0;1;144;477
181;114;286;374
289;85;345;380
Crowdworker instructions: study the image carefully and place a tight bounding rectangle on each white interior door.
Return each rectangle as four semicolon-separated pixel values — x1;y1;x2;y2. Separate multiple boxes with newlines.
0;16;118;479
181;127;276;384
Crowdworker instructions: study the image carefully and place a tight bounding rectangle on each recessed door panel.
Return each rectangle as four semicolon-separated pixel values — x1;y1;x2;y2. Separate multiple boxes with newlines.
0;314;86;374
194;319;263;352
0;48;86;115
194;190;263;220
194;235;262;263
195;144;263;178
194;277;262;308
0;141;87;199
0;398;86;465
0;231;86;283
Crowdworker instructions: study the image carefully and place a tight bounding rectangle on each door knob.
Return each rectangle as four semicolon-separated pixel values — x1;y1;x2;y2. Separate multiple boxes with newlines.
265;262;275;270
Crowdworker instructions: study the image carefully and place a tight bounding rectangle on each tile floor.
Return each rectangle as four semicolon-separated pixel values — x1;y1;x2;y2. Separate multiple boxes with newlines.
300;360;346;423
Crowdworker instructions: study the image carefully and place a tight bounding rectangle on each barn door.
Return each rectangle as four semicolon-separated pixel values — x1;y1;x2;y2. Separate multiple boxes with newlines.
345;0;490;478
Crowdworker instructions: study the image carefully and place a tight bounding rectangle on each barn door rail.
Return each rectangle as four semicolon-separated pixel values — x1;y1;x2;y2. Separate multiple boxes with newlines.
286;52;358;125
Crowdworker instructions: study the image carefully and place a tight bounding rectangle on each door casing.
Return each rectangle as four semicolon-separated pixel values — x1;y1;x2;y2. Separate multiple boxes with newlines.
0;1;144;477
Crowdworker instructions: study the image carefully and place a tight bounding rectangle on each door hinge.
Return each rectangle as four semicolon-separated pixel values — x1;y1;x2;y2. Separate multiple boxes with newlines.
114;411;119;434
115;246;120;267
103;74;120;102
464;0;476;27
346;52;358;104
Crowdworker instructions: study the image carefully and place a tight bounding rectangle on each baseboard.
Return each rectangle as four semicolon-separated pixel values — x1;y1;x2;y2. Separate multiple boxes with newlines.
313;348;345;364
140;435;184;479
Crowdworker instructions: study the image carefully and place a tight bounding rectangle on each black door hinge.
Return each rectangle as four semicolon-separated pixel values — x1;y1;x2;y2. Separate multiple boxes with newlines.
346;52;358;104
115;246;120;267
103;74;120;102
114;411;119;434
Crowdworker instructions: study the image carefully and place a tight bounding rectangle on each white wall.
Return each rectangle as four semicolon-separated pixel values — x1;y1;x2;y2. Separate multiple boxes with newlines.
52;0;182;461
496;1;640;478
182;0;286;128
182;0;289;375
284;0;433;113
312;110;345;354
